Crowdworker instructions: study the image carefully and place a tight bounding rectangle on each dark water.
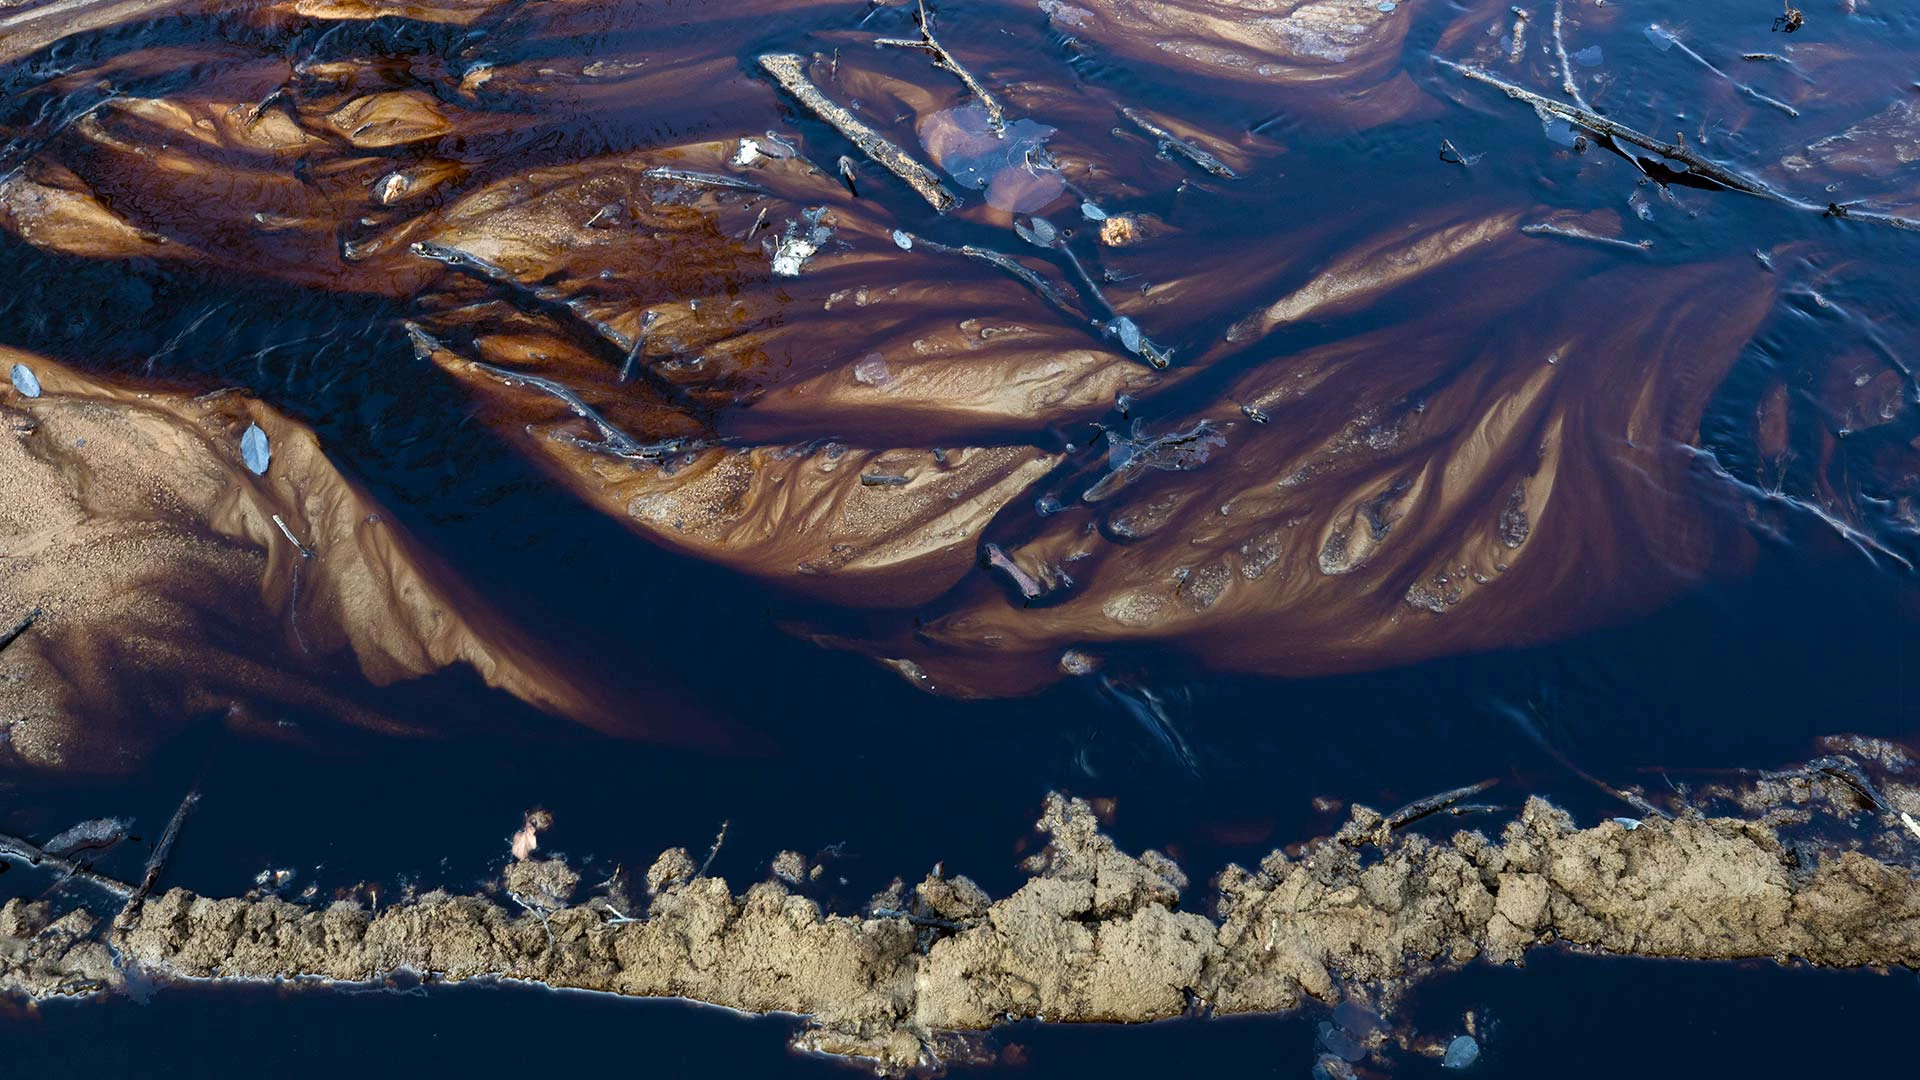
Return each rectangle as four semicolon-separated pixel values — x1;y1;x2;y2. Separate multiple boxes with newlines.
3;0;1919;1074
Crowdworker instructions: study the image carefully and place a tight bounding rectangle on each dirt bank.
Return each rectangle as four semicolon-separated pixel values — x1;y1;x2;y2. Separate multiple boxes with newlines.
5;768;1915;1071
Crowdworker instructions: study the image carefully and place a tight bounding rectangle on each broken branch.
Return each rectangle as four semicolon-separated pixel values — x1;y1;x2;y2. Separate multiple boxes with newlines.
874;0;1007;134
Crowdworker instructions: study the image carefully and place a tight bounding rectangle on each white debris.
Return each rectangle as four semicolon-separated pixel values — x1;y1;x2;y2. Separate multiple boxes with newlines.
853;353;891;385
1901;810;1920;841
892;229;913;250
771;234;820;276
731;138;766;167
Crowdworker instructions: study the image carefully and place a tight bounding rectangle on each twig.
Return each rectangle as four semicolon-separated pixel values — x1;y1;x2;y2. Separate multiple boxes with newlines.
1520;222;1652;251
875;0;1007;134
0;606;39;654
1647;23;1798;118
1120;107;1239;179
640;166;768;192
699;821;729;877
271;515;314;559
1551;0;1589;110
758;53;958;211
0;833;135;901
1381;779;1499;833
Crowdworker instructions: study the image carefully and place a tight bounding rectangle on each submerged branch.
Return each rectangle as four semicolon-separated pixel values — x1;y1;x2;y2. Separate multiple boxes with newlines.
1120;107;1239;180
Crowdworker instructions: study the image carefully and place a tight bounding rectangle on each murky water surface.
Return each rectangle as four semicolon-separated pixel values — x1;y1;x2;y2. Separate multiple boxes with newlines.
1;0;1918;1072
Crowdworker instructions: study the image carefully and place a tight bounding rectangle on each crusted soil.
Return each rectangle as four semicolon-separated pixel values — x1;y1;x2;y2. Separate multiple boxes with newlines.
5;782;1918;1071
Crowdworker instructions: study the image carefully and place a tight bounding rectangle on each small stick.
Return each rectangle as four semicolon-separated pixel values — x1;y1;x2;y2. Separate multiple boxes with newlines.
1508;7;1530;65
1646;23;1799;118
271;515;314;559
1520;222;1652;251
1382;779;1499;833
874;0;1007;134
0;606;39;654
1551;0;1589;110
758;53;958;211
1120;107;1239;179
0;833;135;901
837;154;859;197
699;821;729;877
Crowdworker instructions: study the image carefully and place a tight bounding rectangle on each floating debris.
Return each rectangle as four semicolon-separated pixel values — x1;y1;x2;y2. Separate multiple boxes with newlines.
859;473;911;487
891;229;913;250
1773;1;1803;33
240;423;271;475
1439;138;1483;166
1080;201;1108;221
9;362;40;398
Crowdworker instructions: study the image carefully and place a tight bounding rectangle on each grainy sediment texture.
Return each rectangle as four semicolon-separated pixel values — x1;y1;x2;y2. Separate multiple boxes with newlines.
6;787;1913;1071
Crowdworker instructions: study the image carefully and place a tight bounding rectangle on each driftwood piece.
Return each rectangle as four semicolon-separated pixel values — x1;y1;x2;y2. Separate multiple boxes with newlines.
758;53;958;212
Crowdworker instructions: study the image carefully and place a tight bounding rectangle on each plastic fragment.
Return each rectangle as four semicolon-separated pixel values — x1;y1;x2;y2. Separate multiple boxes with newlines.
892;229;913;250
240;423;271;475
1081;201;1108;221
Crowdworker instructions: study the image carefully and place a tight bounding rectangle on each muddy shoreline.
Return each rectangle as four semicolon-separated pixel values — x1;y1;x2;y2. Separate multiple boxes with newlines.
6;773;1916;1073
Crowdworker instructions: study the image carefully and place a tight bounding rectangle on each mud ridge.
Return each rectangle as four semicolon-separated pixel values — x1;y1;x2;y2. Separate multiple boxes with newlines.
5;783;1918;1072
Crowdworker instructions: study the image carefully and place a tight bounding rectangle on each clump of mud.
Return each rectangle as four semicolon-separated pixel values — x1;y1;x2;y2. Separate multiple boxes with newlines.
6;768;1916;1072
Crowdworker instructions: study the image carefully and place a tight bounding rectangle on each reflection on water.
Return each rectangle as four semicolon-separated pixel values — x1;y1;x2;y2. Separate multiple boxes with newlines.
0;0;1918;1064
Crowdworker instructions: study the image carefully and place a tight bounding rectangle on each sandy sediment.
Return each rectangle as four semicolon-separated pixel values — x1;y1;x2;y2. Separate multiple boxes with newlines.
5;781;1912;1072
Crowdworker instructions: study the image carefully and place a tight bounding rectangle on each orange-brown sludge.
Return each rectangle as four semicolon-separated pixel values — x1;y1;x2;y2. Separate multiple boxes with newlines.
0;0;1912;758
